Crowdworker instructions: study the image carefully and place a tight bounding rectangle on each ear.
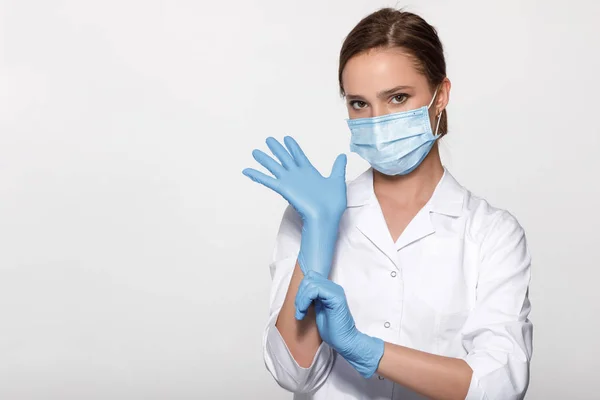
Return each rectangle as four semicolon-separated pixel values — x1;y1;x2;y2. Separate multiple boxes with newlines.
435;77;451;117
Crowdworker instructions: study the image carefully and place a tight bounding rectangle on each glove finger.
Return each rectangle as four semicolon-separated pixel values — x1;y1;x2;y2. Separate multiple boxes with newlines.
295;273;311;302
283;136;311;168
252;149;285;178
242;168;282;194
330;153;347;179
266;137;295;170
295;283;318;320
304;271;343;307
295;275;314;311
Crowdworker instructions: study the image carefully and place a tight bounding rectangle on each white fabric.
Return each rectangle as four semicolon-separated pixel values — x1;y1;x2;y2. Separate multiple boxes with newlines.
263;167;533;400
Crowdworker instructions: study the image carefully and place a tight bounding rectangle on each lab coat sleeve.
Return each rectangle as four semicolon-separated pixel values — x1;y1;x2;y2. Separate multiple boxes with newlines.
263;205;335;393
462;211;533;400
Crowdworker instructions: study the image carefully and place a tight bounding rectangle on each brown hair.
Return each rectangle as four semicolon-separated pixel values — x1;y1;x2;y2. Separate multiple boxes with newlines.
338;8;448;136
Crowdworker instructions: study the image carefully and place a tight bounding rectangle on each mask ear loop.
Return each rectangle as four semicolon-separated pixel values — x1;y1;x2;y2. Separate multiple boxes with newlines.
434;111;443;136
428;85;443;137
427;86;440;109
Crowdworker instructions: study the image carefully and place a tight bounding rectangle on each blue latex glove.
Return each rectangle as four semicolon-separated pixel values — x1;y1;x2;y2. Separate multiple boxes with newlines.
243;136;347;277
295;270;385;379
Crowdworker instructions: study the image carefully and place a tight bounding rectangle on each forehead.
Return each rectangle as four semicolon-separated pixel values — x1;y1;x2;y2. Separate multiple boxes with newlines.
341;47;427;94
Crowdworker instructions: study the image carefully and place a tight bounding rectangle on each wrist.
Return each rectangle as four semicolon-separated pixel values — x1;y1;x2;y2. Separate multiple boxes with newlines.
345;332;385;379
298;218;342;277
303;215;341;234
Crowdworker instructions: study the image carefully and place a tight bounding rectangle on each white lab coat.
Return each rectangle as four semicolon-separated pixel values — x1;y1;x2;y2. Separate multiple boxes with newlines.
263;167;533;399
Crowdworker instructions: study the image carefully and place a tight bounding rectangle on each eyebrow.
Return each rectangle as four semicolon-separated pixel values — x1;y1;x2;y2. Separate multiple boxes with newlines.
346;85;414;100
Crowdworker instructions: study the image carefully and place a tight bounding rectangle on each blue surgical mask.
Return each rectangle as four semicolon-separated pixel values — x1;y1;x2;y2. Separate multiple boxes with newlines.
347;87;442;176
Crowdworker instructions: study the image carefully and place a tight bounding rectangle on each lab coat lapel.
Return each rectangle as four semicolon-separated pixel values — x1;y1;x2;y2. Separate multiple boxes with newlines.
346;166;465;269
395;167;465;250
394;207;435;251
355;203;400;270
348;167;434;262
347;168;400;270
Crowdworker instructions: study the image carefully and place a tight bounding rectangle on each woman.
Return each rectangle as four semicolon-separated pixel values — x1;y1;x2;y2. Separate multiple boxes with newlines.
243;8;532;400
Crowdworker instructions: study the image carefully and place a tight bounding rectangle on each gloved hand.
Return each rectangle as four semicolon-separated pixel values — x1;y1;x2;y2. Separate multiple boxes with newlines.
295;270;385;379
243;136;347;277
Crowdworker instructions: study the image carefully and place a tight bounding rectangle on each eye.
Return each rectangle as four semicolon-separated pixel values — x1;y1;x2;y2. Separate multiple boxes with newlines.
391;94;408;104
349;100;368;110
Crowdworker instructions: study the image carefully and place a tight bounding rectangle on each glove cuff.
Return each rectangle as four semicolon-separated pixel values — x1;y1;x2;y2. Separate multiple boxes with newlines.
344;333;385;379
298;219;341;276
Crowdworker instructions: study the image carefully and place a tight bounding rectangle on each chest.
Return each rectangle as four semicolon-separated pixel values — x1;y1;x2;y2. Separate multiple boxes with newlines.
329;208;479;354
332;226;477;312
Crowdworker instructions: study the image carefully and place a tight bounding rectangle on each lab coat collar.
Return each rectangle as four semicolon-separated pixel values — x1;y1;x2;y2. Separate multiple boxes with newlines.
346;167;465;269
346;166;465;217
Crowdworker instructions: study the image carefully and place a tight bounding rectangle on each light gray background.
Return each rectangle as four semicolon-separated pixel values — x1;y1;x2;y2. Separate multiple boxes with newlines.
1;0;598;399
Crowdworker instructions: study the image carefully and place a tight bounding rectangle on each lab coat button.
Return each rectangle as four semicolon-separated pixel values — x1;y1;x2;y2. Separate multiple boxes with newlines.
384;321;391;328
390;271;397;277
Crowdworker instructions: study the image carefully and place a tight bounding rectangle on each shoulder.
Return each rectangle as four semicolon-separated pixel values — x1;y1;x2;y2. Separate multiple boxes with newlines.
459;183;527;258
346;168;374;207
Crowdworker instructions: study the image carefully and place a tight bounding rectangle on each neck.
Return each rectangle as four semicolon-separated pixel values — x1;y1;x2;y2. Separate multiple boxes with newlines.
372;143;444;205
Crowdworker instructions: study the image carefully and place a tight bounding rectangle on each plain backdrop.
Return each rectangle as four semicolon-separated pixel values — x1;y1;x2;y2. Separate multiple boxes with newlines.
1;0;599;399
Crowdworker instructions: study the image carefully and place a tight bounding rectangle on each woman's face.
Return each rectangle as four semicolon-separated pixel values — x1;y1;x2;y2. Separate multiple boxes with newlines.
341;47;450;126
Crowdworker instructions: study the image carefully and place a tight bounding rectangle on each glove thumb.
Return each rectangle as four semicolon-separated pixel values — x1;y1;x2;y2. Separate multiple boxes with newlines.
330;153;347;179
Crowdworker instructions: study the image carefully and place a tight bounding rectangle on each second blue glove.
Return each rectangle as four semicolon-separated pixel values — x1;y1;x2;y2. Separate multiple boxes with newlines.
295;271;385;379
